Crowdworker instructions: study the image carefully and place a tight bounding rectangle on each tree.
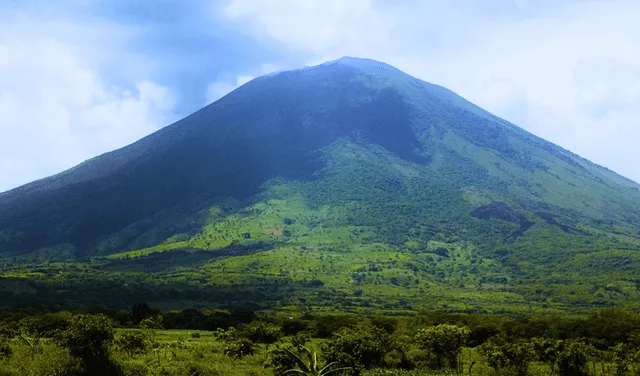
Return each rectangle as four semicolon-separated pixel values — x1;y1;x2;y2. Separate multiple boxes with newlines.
139;314;163;346
556;340;595;376
116;330;149;357
19;312;71;339
131;303;156;325
611;332;640;376
481;337;535;376
322;322;393;373
414;324;470;369
17;312;72;355
223;338;255;359
532;337;562;375
54;314;117;376
213;327;237;341
242;320;282;344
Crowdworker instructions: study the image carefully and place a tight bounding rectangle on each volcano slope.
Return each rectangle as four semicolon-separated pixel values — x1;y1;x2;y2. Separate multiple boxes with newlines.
2;57;640;313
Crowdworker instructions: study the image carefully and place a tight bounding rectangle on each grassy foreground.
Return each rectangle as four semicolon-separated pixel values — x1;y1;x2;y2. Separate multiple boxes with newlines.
0;330;594;376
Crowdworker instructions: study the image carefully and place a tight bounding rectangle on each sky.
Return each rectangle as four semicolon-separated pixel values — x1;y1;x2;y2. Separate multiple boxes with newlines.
1;0;639;192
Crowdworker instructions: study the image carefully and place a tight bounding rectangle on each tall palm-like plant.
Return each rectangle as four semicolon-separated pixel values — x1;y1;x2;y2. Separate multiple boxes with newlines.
282;346;351;376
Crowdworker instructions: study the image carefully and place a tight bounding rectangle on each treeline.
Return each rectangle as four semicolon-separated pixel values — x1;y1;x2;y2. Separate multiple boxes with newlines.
3;305;640;348
4;306;640;375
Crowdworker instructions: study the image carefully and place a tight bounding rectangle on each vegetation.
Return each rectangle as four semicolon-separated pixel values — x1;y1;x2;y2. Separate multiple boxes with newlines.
415;324;470;369
0;306;640;375
481;337;535;376
272;345;351;375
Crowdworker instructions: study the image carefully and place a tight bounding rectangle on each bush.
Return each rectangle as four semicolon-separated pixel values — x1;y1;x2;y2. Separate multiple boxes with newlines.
481;337;535;376
268;345;352;376
140;315;163;345
405;347;436;369
54;314;118;375
322;321;393;373
115;330;149;357
223;338;255;358
0;342;82;376
19;312;71;339
212;327;237;341
266;344;299;375
0;341;12;360
556;340;595;376
241;321;282;344
292;333;311;349
0;323;17;339
55;314;114;359
532;337;562;373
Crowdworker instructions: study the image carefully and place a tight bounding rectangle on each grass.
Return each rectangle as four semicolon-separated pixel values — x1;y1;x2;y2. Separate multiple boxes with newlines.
0;327;622;376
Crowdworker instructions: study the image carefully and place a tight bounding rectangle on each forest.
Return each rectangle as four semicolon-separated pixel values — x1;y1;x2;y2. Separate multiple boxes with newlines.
3;305;640;376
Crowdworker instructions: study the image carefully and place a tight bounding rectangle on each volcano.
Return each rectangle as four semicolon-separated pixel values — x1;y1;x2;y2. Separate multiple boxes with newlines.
2;57;640;311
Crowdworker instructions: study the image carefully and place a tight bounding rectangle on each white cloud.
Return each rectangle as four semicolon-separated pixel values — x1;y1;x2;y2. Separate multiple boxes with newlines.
224;0;394;57
206;75;254;103
220;0;640;182
0;20;175;192
206;64;282;103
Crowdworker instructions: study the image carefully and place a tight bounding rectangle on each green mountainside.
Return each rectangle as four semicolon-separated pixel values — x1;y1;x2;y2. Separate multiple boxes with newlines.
2;57;640;313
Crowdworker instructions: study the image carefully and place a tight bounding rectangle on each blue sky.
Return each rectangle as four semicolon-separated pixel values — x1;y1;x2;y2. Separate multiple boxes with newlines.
1;0;639;191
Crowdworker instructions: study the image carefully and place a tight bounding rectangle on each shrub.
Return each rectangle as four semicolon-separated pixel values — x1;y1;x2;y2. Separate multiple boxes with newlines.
54;314;118;375
223;338;254;358
0;341;12;360
481;337;535;376
212;327;237;341
268;345;351;376
19;312;71;339
242;321;282;344
322;321;393;373
266;344;299;375
556;340;595;376
140;315;164;345
55;314;114;359
292;333;311;349
116;330;149;357
405;347;436;369
610;332;640;376
0;342;82;376
532;337;562;374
